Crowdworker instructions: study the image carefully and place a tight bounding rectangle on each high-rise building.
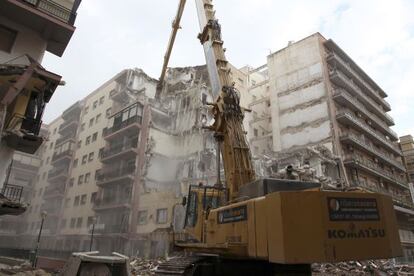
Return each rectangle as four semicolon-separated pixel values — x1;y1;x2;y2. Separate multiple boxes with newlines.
400;135;414;183
247;33;414;258
0;0;82;206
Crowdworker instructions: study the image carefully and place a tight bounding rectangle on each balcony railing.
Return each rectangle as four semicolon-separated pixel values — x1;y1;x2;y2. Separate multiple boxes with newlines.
351;181;413;209
20;0;77;25
12;160;39;172
327;52;390;111
55;132;76;146
93;197;131;210
340;133;405;171
96;166;136;184
58;119;78;132
47;167;68;180
51;149;74;162
101;140;138;160
333;89;398;140
329;70;394;125
94;224;128;234
43;183;65;198
345;155;408;188
103;115;142;137
336;111;401;155
1;184;23;203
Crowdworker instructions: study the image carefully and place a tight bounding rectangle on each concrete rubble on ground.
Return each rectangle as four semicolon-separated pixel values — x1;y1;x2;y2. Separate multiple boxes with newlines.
0;261;50;276
129;257;167;276
312;260;414;275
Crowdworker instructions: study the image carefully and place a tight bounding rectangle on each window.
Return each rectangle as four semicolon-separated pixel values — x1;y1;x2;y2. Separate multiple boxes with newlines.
70;218;76;228
89;118;94;127
80;194;87;205
91;192;97;203
254;128;258;137
42;172;46;180
0;25;17;53
84;106;89;114
65;198;71;208
69;178;74;187
156;208;168;224
92;132;98;142
106;108;112;118
95;170;101;180
73;159;78;168
77;140;82;148
74;196;80;206
87;216;95;227
61;219;67;228
137;210;148;225
76;217;83;228
85;136;91;145
80;123;85;132
98;148;104;159
88;152;94;162
38;188;42;196
93;101;98;109
95;114;101;124
46;157;50;164
84;173;91;183
82;155;87;164
99;96;105;105
78;175;84;185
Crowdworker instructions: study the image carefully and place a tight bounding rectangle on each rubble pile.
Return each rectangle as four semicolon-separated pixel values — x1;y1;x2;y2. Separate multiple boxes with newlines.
130;257;166;276
312;260;414;275
0;262;50;276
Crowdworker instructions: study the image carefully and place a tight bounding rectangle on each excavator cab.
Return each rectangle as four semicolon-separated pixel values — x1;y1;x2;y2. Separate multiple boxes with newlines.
184;185;227;242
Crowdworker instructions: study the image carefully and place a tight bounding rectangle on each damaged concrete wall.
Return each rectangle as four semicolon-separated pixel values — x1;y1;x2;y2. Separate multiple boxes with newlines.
267;34;333;152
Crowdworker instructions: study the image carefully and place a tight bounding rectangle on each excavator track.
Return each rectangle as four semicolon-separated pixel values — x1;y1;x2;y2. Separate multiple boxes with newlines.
155;255;311;276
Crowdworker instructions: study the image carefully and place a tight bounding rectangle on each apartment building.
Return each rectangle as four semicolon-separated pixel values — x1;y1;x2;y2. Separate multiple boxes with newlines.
0;0;82;202
400;135;414;182
247;33;414;257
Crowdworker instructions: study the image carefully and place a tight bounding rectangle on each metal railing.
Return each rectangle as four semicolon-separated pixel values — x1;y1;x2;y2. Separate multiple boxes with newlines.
43;183;65;197
103;115;143;137
327;52;391;110
334;89;398;139
330;70;394;124
340;133;405;171
336;111;400;155
47;167;68;179
21;0;77;25
96;166;136;183
345;155;408;187
51;149;74;162
94;197;131;209
101;140;138;159
94;224;128;234
351;181;413;208
58;119;78;132
55;131;76;145
1;184;23;202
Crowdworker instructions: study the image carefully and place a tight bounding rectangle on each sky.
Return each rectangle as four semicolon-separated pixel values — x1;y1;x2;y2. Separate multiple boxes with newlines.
42;0;414;137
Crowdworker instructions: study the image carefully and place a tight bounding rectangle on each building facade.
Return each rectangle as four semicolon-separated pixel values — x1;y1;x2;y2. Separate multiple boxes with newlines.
400;135;414;183
247;33;414;257
0;0;82;201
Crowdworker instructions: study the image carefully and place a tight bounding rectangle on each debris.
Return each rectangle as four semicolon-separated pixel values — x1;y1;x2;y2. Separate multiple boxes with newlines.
129;257;167;276
312;259;414;275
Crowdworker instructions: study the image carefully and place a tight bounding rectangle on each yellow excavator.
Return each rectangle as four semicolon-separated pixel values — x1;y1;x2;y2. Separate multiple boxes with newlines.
154;0;403;275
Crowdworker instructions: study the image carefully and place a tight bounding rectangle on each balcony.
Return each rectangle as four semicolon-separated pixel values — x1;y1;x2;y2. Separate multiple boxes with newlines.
344;155;408;189
340;133;405;171
3;114;44;154
103;115;143;140
12;160;40;172
1;184;23;203
51;149;74;163
96;166;136;186
333;89;398;140
55;131;76;146
399;229;414;245
336;111;401;155
58;119;78;134
100;140;138;162
93;198;131;211
350;181;413;210
94;224;128;235
329;69;394;125
0;0;80;56
47;166;69;182
43;183;65;199
327;52;390;111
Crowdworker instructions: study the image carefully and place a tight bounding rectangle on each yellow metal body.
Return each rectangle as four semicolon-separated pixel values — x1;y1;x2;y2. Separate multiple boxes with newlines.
183;190;402;263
